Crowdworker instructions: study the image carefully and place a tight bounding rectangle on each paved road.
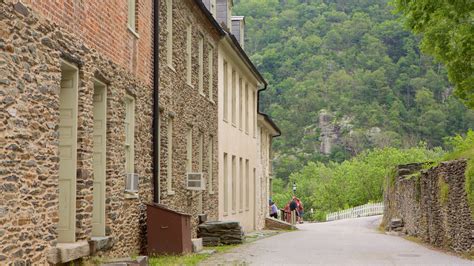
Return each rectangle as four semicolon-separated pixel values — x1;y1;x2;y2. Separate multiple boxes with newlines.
201;216;472;265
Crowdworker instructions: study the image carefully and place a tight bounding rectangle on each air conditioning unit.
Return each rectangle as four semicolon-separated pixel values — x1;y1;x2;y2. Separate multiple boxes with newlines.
125;173;139;193
186;172;204;191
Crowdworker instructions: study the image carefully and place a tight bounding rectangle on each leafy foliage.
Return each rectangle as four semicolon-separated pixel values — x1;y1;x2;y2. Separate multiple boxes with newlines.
234;0;474;180
394;0;474;107
271;146;443;221
443;130;474;216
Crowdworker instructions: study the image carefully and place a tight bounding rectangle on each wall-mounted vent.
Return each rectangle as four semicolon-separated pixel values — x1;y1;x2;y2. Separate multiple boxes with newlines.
186;173;204;190
125;173;139;192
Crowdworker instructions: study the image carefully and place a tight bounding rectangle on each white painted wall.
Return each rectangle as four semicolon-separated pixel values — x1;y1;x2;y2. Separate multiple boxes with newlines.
217;38;261;232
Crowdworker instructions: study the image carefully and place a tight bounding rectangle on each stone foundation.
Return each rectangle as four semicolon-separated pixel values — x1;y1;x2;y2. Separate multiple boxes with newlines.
384;160;473;253
265;217;296;230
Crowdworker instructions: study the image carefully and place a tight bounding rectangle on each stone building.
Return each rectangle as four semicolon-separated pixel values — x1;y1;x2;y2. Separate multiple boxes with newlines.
0;0;154;264
257;114;281;229
156;0;224;237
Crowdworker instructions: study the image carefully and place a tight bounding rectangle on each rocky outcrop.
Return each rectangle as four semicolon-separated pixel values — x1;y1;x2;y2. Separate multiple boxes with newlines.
384;160;473;253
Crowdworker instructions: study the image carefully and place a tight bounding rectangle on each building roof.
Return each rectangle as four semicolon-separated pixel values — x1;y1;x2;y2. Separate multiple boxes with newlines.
258;113;281;137
194;0;226;36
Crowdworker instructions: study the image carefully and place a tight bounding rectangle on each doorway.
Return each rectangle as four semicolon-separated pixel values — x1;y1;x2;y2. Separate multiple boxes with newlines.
58;61;79;243
92;80;107;237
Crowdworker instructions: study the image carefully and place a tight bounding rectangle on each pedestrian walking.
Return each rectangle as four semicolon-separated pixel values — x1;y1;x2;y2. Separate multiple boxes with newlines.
296;197;304;224
289;196;298;225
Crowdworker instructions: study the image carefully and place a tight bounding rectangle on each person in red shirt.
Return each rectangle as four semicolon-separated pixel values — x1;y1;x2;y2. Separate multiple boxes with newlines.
296;198;304;224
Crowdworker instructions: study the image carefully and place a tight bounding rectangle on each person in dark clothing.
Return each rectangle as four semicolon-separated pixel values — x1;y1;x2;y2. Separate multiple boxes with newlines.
289;196;299;224
290;196;298;214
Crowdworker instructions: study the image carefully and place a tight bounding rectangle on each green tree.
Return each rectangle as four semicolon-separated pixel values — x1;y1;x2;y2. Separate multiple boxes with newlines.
394;0;474;107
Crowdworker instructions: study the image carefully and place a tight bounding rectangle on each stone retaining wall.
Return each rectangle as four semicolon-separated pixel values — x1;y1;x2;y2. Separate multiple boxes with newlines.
383;160;473;253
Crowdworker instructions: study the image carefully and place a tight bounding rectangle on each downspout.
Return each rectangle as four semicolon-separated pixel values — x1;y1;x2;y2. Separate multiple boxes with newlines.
257;83;281;138
152;0;160;203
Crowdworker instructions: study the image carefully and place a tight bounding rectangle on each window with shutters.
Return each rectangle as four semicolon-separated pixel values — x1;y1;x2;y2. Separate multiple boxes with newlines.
208;136;214;194
198;33;204;95
186;23;192;86
198;131;204;172
239;157;243;212
124;95;135;174
231;70;236;126
186;126;193;172
245;83;249;134
167;117;174;194
166;0;173;67
253;91;257;138
245;159;249;210
208;44;214;102
232;155;236;213
223;153;228;215
223;61;228;122
127;0;137;33
239;78;243;130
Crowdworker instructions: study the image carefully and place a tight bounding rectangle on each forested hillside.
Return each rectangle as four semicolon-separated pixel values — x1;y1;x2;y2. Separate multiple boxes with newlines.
234;0;474;179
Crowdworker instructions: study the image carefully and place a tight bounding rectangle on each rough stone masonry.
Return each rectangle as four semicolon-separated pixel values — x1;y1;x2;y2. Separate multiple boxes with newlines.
0;1;153;264
384;160;473;253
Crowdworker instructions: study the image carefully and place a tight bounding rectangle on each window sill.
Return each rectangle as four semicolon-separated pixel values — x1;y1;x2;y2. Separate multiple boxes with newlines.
127;26;140;39
124;191;139;199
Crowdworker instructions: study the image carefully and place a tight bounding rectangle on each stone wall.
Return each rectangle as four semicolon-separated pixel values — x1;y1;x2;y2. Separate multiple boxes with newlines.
0;1;153;264
384;160;473;253
157;0;221;238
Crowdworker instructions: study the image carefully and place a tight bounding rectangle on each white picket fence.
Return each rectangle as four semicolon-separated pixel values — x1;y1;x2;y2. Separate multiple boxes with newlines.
326;202;384;222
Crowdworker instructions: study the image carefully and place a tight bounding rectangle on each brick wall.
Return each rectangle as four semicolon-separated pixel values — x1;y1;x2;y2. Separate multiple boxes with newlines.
23;0;153;85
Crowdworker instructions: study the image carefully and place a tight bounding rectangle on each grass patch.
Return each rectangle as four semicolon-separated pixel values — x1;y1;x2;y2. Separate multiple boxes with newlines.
443;130;474;219
149;245;238;266
404;235;423;244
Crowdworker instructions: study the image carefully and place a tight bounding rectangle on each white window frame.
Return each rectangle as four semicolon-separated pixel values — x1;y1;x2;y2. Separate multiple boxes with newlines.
127;0;137;34
124;95;135;175
231;70;236;126
239;78;243;131
198;33;204;95
223;61;228;122
186;126;193;172
208;135;214;194
167;117;174;194
166;0;173;68
186;22;192;86
208;43;214;102
223;153;228;215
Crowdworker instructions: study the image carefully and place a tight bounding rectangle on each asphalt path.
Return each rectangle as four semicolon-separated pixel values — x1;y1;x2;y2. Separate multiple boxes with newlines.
201;216;472;265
